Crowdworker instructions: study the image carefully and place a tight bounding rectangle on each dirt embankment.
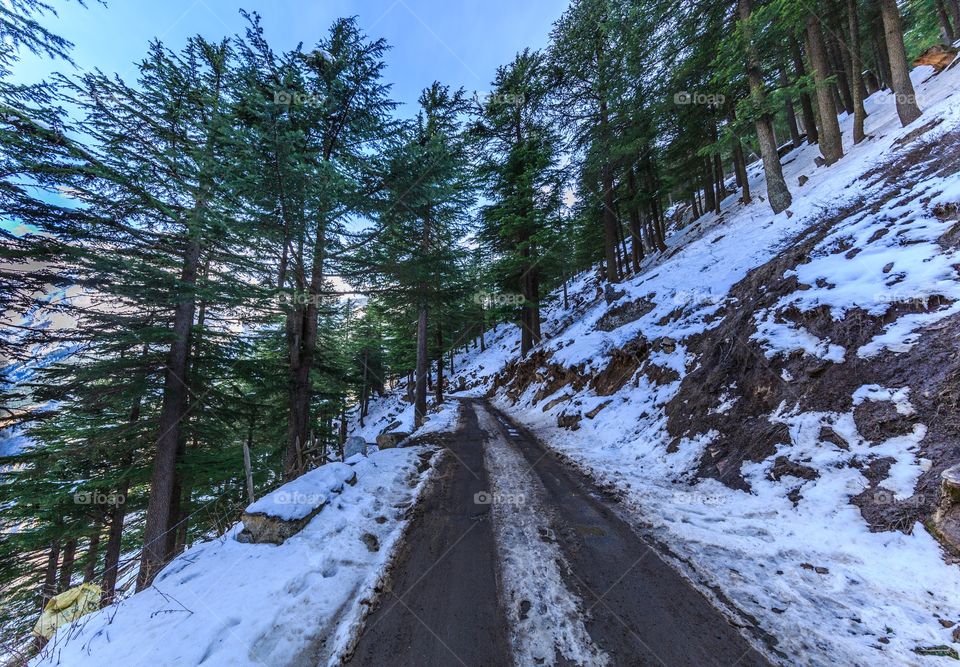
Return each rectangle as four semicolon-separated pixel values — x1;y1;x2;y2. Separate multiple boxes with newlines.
493;128;960;542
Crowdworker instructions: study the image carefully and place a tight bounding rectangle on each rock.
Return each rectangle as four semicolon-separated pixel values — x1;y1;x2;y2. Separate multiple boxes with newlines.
595;296;655;332
380;420;402;434
376;431;410;449
238;509;324;545
542;393;573;412
938;619;955;628
798;175;809;186
237;463;357;544
953;626;960;643
768;456;819;482
933;464;960;552
344;436;367;459
604;283;627;305
819;426;849;449
814;156;825;167
585;400;612;419
361;533;380;552
557;412;581;431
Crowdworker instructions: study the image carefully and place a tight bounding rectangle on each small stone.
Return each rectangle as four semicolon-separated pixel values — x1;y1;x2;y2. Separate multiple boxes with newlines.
361;533;380;552
939;619;955;628
798;175;809;186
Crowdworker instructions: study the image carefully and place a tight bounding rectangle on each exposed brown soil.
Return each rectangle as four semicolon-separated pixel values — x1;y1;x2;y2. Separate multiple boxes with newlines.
492;128;960;540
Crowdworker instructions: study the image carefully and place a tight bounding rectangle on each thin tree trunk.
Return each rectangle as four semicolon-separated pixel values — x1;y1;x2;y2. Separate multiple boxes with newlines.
779;69;803;147
880;0;922;125
83;530;100;583
807;15;845;165
791;38;819;144
872;13;893;88
138;236;201;591
728;108;752;203
739;0;792;213
946;0;960;37
41;540;60;609
243;415;255;505
627;166;644;271
434;325;443;403
848;0;867;143
414;306;428;426
935;0;956;42
58;539;77;592
827;32;856;114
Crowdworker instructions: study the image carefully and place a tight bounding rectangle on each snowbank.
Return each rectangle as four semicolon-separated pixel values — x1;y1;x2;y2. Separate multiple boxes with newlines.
32;447;438;667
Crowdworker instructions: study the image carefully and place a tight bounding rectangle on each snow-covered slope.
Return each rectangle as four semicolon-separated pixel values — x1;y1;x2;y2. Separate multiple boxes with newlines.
31;447;439;667
363;64;960;665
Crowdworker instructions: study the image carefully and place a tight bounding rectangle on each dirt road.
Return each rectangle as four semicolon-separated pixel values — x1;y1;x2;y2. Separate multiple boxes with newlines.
346;399;770;667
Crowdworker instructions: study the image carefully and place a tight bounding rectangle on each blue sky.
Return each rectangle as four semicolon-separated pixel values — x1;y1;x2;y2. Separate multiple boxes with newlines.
14;0;571;115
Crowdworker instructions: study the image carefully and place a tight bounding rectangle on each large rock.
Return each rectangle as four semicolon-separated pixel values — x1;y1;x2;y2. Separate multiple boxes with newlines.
376;431;410;449
237;463;357;545
933;464;960;552
344;436;368;459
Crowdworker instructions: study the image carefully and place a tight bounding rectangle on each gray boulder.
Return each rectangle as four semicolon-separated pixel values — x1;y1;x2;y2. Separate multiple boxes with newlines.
344;435;368;459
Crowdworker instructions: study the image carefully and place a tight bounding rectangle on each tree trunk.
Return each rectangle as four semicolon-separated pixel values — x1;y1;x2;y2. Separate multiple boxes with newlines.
739;0;792;213
806;15;845;165
872;14;893;89
779;69;803;147
827;32;856;115
848;0;867;143
946;0;960;37
414;306;428;427
880;0;922;126
58;538;77;592
243;415;255;505
935;0;956;42
434;325;443;403
701;157;716;213
138;236;201;591
83;530;100;583
284;223;326;480
601;164;619;282
791;38;819;144
627;166;644;272
41;540;60;609
728;108;752;204
103;395;139;604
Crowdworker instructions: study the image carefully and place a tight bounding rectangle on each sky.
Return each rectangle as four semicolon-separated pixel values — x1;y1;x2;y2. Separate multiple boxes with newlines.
14;0;572;115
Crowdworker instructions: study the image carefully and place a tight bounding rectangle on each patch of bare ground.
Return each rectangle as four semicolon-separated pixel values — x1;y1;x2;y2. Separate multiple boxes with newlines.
666;129;960;535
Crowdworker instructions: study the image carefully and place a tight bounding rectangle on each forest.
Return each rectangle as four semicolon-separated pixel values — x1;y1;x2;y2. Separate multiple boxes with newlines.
0;0;951;657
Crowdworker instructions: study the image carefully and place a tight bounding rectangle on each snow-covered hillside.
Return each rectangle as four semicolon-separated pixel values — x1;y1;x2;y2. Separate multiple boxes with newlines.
361;63;960;664
30;447;439;667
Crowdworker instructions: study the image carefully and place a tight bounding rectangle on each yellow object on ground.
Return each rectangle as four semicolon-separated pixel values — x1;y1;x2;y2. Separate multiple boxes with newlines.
32;582;102;640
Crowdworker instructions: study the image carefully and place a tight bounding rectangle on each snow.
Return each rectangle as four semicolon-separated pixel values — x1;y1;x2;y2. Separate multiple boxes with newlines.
243;462;357;521
31;448;439;667
356;63;960;664
477;407;609;666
